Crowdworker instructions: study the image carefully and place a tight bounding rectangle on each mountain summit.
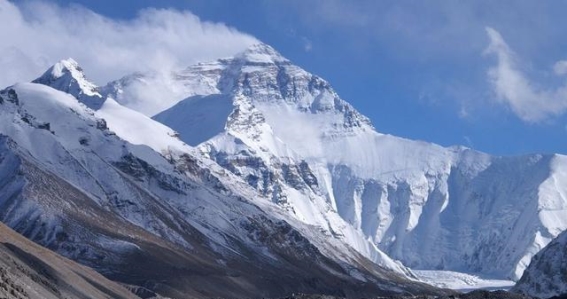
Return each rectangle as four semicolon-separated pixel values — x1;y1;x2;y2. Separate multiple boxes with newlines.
33;58;103;109
234;43;290;64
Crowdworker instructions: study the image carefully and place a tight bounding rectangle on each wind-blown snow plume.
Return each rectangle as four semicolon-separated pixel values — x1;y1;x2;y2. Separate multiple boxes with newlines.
0;0;258;87
484;27;567;122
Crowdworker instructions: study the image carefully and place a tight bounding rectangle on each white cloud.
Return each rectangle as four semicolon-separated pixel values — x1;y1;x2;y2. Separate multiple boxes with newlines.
554;61;567;76
0;0;258;87
484;27;567;123
463;136;474;148
302;37;313;52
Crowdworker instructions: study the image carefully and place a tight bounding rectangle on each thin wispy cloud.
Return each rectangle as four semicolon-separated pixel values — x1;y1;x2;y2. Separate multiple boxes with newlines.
554;61;567;76
0;0;258;87
265;1;567;125
484;27;567;123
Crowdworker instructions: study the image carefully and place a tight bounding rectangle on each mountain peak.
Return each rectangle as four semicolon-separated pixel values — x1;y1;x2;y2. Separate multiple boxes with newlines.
50;58;82;77
33;58;103;109
34;58;98;95
235;43;289;64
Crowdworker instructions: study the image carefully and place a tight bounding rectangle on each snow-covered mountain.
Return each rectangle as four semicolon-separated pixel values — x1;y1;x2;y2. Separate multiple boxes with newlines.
513;229;567;298
103;43;567;282
0;58;441;298
7;40;567;297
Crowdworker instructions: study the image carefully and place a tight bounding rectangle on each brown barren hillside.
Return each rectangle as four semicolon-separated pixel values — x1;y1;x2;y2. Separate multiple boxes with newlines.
0;222;140;299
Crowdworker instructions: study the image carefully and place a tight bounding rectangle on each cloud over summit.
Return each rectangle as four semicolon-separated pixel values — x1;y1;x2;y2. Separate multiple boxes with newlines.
0;0;258;87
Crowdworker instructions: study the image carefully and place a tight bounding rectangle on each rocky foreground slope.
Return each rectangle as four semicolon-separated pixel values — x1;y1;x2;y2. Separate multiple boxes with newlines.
0;221;139;299
279;290;534;299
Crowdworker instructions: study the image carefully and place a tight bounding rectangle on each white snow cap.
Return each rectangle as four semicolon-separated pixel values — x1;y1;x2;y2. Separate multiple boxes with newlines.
49;58;81;77
236;43;289;64
35;58;99;97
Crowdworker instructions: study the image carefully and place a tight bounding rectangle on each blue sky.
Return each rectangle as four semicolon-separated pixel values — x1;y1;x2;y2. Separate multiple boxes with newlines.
4;1;567;155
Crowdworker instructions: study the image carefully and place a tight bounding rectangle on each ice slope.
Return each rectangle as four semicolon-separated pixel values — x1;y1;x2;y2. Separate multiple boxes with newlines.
14;62;444;297
154;94;234;146
129;43;567;281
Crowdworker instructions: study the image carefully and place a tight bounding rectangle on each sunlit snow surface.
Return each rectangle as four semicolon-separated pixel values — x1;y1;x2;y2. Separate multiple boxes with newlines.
414;270;514;292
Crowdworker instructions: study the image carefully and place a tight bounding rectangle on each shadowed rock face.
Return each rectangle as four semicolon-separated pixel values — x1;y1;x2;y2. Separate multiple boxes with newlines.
0;222;140;299
513;230;567;298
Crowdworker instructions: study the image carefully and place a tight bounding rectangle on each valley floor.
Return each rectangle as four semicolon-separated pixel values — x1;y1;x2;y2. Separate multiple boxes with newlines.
414;270;515;292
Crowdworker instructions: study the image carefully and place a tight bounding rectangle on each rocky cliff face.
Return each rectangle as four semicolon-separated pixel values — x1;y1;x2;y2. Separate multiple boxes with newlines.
513;230;567;298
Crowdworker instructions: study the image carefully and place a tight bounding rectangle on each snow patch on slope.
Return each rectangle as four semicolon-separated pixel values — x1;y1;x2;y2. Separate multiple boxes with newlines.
153;94;234;146
97;97;188;154
512;155;567;298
